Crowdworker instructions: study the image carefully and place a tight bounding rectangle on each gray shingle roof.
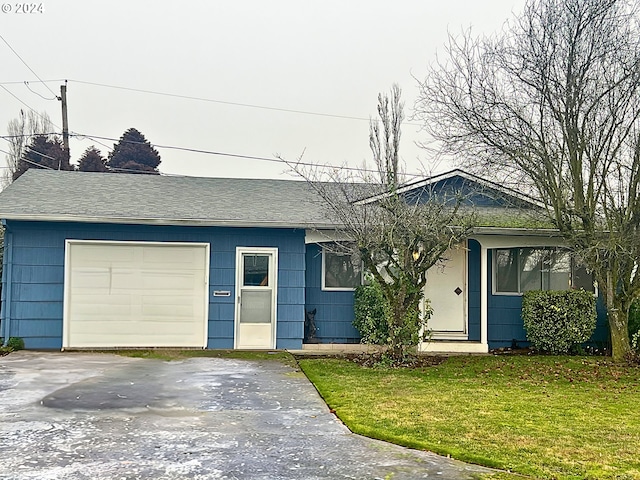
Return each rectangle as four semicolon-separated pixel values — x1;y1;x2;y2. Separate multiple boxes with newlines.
0;170;336;228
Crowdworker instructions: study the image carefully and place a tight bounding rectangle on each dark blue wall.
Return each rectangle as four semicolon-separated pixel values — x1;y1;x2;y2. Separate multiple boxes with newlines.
467;240;481;342
486;249;609;349
304;244;360;343
403;175;538;209
1;221;306;350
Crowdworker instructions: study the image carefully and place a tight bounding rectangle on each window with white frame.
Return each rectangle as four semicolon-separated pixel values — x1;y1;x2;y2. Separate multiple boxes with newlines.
493;247;594;294
322;248;363;290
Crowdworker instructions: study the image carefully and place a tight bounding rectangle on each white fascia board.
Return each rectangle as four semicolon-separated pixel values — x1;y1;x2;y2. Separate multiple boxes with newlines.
471;226;561;236
305;229;353;244
471;231;566;249
0;213;337;230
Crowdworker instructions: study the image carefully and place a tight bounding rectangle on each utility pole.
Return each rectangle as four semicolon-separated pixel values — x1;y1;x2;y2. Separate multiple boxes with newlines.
59;81;69;167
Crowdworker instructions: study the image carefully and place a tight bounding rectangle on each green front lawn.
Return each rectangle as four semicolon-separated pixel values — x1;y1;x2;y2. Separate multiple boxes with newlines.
298;355;640;479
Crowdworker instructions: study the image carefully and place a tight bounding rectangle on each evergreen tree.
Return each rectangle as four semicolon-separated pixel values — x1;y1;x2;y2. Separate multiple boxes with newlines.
77;146;108;172
13;136;71;181
107;128;161;174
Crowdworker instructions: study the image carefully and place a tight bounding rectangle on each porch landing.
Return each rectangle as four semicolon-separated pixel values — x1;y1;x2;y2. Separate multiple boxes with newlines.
291;342;489;355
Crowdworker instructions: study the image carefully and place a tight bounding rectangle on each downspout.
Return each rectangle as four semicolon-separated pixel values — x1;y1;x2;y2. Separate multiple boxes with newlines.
1;220;13;346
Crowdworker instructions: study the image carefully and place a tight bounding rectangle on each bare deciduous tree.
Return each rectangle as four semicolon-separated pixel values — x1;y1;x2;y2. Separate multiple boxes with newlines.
290;85;474;360
3;110;53;187
416;0;640;360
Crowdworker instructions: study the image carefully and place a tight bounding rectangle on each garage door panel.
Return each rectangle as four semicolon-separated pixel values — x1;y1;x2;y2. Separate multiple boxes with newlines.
141;270;203;290
70;303;134;317
142;305;197;317
70;268;111;291
72;244;136;263
65;242;208;348
143;246;202;264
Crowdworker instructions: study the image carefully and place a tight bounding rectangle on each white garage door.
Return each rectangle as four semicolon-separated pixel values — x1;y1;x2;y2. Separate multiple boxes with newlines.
64;241;209;348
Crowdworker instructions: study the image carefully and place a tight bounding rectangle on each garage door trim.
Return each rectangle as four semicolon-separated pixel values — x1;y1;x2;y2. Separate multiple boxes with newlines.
63;240;210;349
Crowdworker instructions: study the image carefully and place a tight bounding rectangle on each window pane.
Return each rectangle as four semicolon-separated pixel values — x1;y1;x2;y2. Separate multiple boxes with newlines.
571;258;594;292
243;254;269;286
495;249;518;293
324;251;362;289
548;250;571;290
240;290;272;323
519;248;544;292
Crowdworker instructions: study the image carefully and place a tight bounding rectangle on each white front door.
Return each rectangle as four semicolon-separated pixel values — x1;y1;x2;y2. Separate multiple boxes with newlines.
424;243;467;339
234;248;278;349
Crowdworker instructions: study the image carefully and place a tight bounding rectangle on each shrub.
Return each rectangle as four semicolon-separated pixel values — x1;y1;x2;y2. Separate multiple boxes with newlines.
353;276;433;349
631;331;640;354
629;299;640;340
522;290;597;354
7;337;24;351
353;277;389;344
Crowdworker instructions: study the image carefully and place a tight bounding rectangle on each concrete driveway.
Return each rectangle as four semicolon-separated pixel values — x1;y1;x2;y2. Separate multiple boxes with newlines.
0;352;493;479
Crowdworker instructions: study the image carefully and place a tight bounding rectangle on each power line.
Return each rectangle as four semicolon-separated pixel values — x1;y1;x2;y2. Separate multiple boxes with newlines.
0;34;59;99
0;84;62;132
1;133;60;139
24;145;59;162
0;79;66;85
68;79;373;122
0;82;113;152
67;79;423;127
3;130;422;179
72;134;410;176
70;130;113;152
0;85;42;120
0;144;56;171
70;132;422;177
24;81;57;101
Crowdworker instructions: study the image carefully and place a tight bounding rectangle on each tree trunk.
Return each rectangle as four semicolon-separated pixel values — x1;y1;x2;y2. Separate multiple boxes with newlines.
606;272;631;362
609;306;631;362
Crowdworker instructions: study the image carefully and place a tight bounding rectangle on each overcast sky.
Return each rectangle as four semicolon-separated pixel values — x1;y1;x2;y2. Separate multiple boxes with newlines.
0;0;525;181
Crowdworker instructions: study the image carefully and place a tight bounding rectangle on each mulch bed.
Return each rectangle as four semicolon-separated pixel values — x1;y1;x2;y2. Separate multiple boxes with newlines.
294;352;447;368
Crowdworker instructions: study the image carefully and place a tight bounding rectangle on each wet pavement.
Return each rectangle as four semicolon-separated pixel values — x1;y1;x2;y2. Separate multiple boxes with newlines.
0;352;494;479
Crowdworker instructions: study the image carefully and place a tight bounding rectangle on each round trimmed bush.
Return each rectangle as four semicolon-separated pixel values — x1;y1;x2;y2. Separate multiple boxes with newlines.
522;290;597;354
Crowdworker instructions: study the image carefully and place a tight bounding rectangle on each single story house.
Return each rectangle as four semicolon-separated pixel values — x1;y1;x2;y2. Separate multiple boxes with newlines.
0;169;607;352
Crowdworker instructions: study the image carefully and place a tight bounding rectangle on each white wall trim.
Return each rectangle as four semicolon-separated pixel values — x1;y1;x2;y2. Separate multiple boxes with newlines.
480;245;488;347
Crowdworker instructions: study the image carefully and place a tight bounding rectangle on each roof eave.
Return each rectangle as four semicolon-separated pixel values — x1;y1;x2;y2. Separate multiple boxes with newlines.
471;226;561;237
0;213;337;230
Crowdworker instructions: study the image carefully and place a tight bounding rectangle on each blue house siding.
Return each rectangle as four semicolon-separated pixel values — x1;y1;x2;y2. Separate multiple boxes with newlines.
304;244;360;343
486;249;610;350
404;175;537;209
467;240;481;342
1;221;306;350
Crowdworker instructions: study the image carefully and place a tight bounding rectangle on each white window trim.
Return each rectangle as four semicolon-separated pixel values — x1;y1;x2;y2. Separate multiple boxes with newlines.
492;247;597;296
492;248;523;296
321;247;363;291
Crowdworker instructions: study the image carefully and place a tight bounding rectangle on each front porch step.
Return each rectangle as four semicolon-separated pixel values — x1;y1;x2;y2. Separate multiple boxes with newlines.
291;341;488;355
419;341;488;354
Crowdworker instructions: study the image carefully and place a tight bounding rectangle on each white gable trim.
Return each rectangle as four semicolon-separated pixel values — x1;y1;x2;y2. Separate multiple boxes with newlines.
356;169;545;209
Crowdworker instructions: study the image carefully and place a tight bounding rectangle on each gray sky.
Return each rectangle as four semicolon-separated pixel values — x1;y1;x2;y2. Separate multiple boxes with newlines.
0;0;525;181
